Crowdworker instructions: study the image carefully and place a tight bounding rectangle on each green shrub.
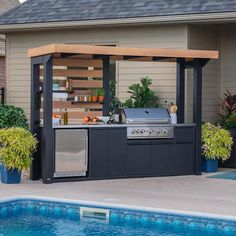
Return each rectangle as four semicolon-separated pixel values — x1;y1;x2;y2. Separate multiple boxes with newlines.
0;128;37;171
124;77;159;108
220;113;236;130
202;123;233;161
0;105;28;129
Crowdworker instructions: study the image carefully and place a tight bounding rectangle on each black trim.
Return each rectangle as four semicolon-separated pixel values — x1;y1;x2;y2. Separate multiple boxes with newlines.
176;58;185;123
102;55;110;116
193;59;203;175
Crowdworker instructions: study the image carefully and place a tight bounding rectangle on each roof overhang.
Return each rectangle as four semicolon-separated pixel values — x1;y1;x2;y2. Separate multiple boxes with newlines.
1;11;236;33
27;44;219;62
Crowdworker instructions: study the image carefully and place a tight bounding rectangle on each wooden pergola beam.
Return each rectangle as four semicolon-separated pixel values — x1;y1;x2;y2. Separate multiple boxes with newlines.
28;43;219;61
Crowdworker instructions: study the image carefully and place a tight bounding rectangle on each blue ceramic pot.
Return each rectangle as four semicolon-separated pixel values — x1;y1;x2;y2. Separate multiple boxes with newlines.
201;157;218;173
0;165;21;184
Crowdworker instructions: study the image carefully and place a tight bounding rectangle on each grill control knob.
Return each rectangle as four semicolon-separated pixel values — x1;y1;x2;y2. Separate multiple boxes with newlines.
149;129;154;134
157;129;162;134
163;129;169;134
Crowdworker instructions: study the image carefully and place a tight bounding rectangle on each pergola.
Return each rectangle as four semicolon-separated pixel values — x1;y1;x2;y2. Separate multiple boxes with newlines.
28;44;218;183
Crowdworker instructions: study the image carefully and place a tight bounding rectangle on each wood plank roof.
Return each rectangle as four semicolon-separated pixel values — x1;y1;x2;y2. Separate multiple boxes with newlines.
28;44;219;62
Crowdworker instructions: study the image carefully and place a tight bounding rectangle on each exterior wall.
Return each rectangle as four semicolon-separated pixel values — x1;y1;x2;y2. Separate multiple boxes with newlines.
6;25;188;116
0;56;5;88
0;0;20;95
219;24;236;97
187;25;220;122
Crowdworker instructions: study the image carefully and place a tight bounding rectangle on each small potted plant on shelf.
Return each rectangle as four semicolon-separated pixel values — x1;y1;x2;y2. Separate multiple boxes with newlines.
90;88;99;102
0;128;37;184
97;88;105;103
202;123;233;173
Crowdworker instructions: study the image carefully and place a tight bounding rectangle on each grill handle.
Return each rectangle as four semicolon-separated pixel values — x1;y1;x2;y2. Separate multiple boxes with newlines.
127;139;174;145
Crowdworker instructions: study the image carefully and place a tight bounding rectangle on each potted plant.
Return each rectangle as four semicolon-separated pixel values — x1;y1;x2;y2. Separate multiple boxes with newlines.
97;88;105;103
0;128;37;184
0;104;28;129
202;123;233;172
124;77;159;108
90;88;99;102
218;90;236;168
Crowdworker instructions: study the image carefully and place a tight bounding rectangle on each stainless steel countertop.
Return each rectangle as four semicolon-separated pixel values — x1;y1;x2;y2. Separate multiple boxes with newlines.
51;123;196;129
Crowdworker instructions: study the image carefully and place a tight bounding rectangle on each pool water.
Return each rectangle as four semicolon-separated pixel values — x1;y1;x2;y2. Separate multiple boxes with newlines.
0;199;235;236
0;214;232;236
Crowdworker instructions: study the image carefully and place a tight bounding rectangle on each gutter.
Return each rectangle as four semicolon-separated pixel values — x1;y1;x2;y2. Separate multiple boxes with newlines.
0;12;236;32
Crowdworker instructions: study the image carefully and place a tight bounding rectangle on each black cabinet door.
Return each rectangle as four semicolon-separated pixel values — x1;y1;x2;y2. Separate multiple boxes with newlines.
151;144;174;175
126;144;152;176
175;144;194;175
89;129;109;178
108;128;127;177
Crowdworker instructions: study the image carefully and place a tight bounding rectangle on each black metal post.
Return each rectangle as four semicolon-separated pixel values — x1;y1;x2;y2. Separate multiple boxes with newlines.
176;58;185;123
193;59;203;175
102;55;110;116
42;54;54;184
30;56;44;180
0;87;4;104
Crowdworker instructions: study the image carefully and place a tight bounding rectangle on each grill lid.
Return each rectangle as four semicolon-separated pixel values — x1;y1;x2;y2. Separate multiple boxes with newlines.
123;108;171;124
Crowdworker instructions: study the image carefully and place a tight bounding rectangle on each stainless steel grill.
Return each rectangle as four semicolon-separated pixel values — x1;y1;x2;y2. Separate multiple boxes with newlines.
123;108;174;139
123;108;171;124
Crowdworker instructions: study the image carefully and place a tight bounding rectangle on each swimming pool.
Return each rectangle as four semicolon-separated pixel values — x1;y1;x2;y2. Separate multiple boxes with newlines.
0;197;236;236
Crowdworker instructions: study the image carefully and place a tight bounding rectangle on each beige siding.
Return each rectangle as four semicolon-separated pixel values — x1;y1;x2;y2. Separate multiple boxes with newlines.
220;24;236;97
187;25;219;122
6;25;188;116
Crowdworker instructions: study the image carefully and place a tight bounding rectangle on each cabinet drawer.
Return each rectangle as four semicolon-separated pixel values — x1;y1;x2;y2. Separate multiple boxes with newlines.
175;127;195;144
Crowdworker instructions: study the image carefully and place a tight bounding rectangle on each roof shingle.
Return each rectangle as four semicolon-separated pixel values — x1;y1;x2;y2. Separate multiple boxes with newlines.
0;0;235;25
0;0;19;14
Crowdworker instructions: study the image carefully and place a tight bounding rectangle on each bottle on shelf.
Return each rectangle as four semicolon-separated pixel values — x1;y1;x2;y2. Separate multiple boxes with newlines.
63;109;68;125
74;96;79;102
66;78;71;91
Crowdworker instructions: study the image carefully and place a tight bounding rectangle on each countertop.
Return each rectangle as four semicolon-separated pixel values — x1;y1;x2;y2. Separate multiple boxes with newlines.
51;123;196;129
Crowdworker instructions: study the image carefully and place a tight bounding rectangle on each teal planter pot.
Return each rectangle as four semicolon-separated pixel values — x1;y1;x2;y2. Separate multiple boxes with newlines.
0;165;21;184
201;158;218;173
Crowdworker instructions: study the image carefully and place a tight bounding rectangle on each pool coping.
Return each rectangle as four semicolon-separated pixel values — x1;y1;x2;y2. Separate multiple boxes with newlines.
1;195;236;222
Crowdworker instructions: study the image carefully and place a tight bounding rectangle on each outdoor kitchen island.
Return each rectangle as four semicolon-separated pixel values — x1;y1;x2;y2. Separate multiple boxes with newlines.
28;44;218;183
50;124;196;183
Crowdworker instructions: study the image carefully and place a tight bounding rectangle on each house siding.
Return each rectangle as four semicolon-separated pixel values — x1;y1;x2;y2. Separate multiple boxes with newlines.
187;25;219;122
220;24;236;97
6;25;188;116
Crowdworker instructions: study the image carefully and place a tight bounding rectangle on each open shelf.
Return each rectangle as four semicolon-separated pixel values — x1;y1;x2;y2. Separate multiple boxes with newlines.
53;90;74;94
71;101;103;105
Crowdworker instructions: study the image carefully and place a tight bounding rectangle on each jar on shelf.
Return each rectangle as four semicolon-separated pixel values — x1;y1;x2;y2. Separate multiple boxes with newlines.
84;95;88;102
79;95;84;102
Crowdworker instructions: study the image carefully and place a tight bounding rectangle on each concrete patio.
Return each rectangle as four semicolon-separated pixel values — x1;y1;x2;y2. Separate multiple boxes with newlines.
1;170;236;218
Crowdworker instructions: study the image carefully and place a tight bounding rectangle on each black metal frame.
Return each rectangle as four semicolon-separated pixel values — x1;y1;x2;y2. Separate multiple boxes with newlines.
176;58;185;123
176;58;205;175
102;55;110;116
30;52;209;183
